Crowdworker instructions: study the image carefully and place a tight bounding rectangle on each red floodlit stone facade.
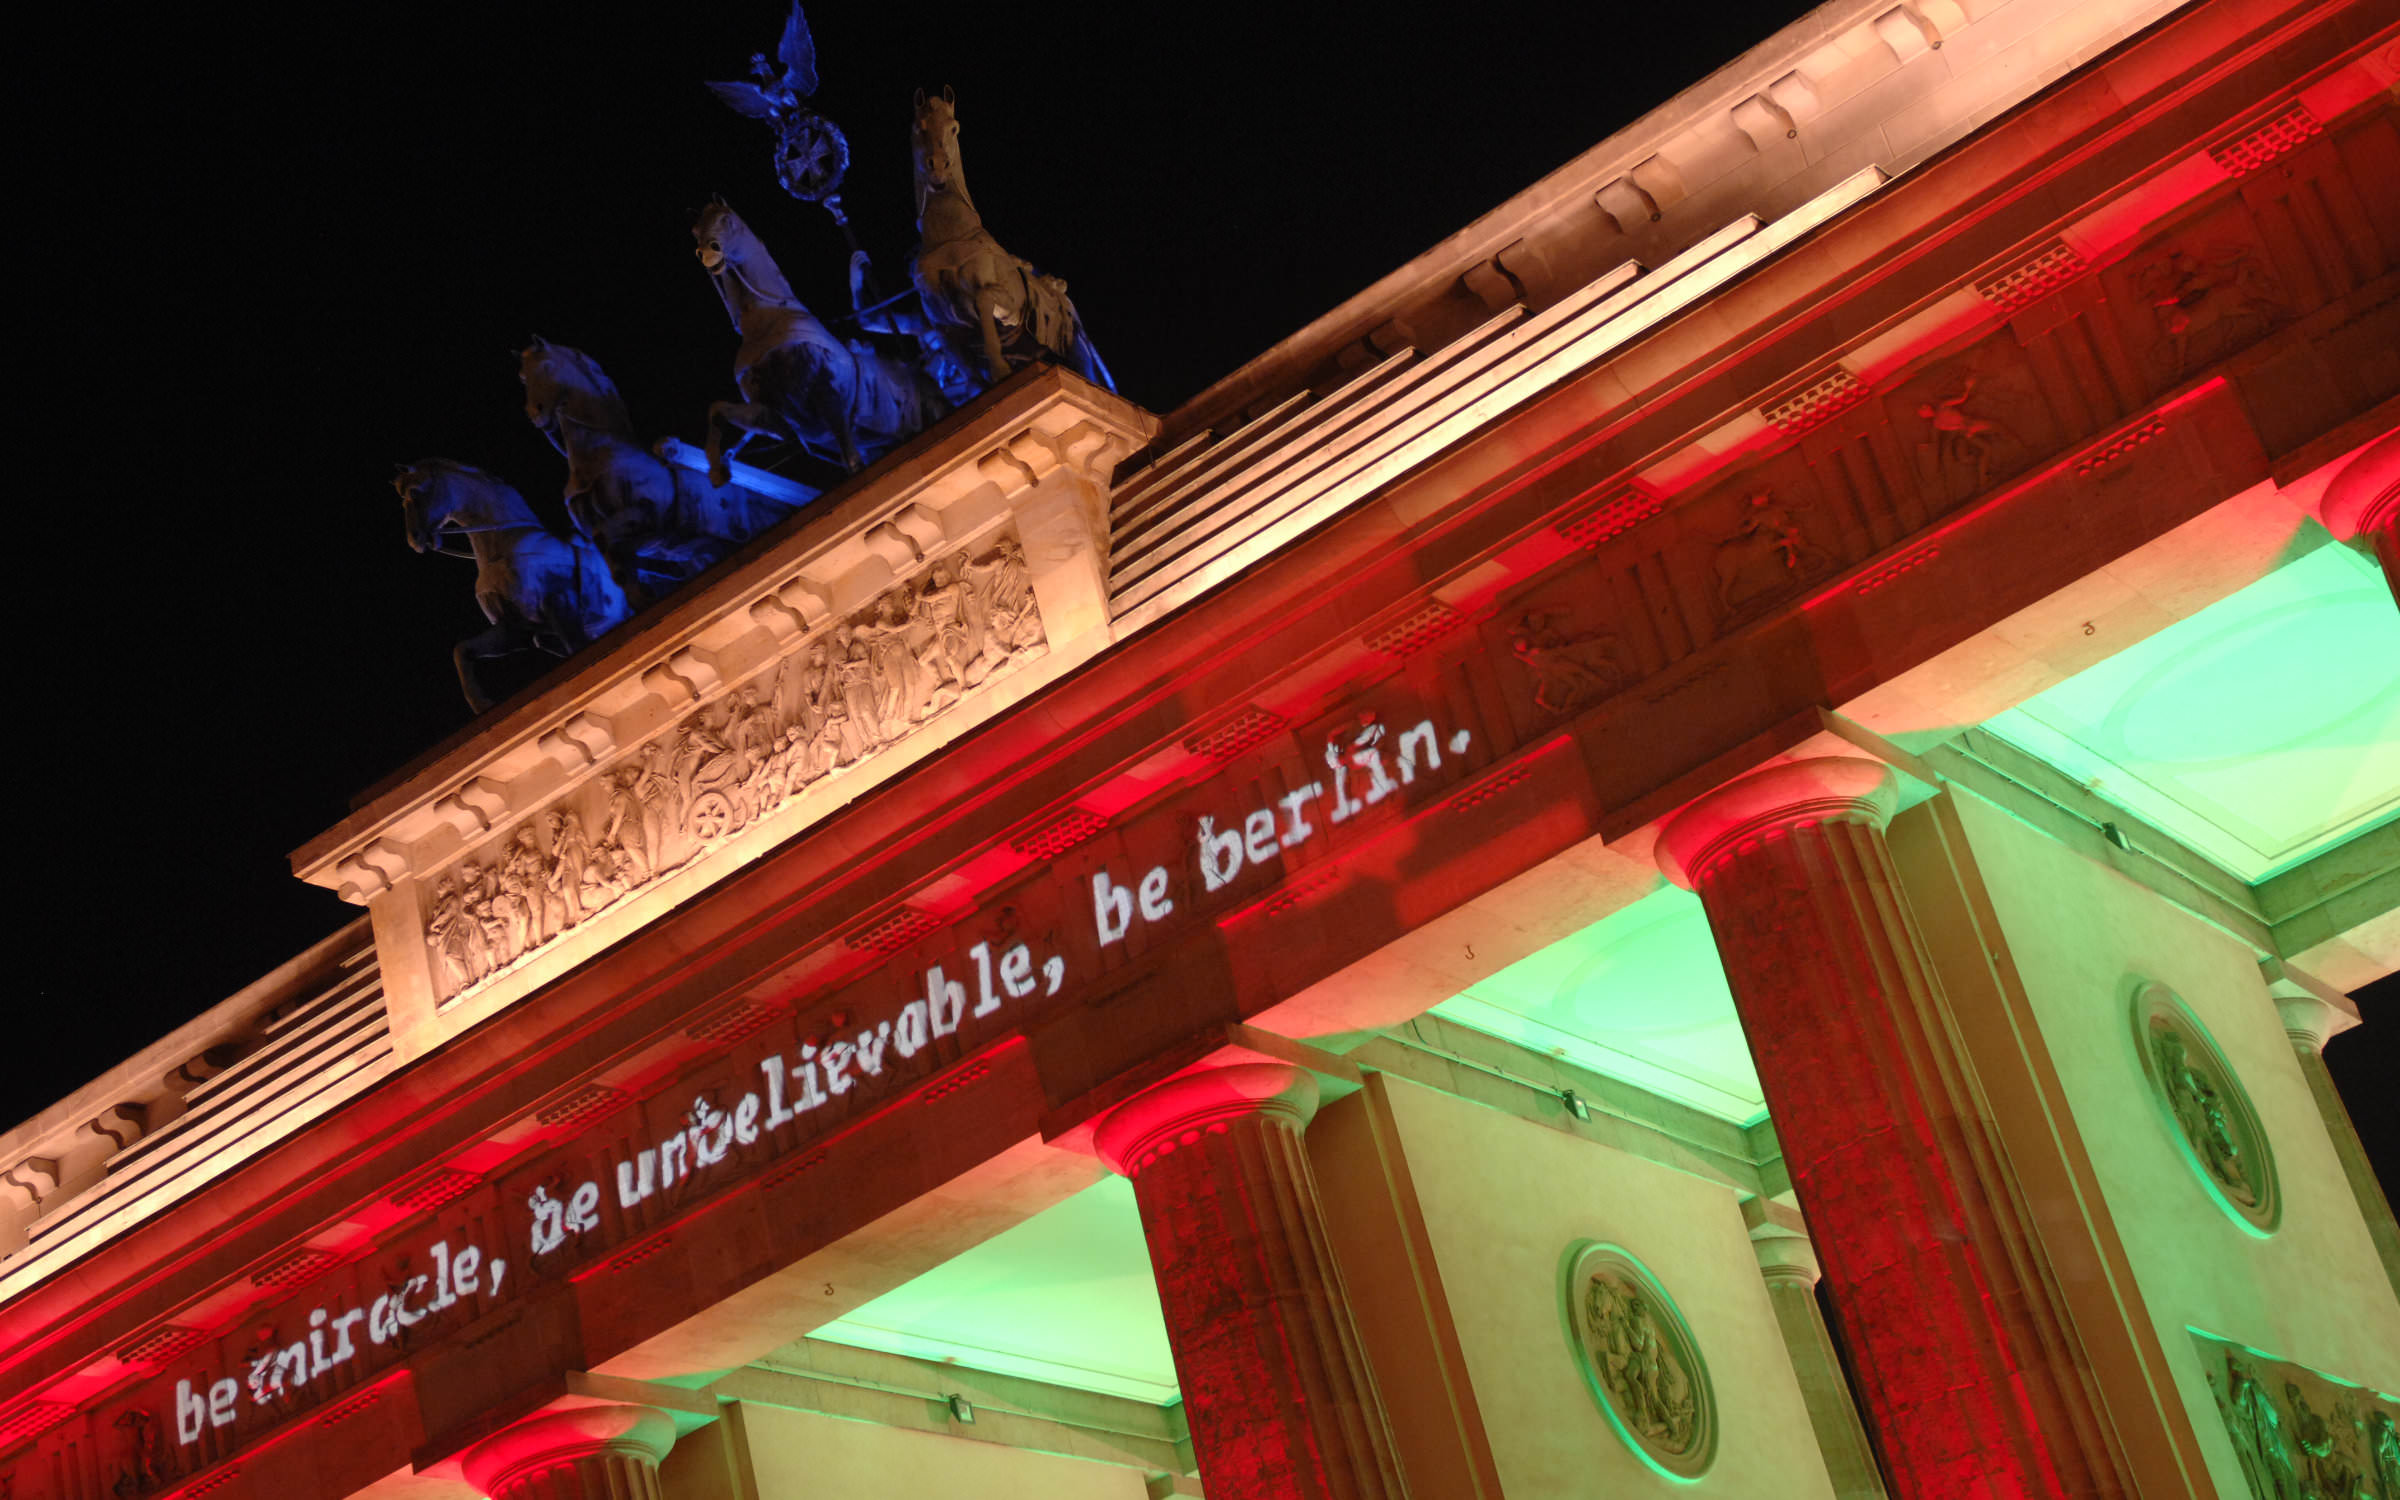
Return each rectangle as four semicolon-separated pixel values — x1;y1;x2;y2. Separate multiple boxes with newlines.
7;0;2397;1497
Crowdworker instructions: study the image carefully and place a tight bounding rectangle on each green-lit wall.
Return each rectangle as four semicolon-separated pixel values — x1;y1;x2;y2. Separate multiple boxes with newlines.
730;1401;1155;1498
1355;1075;1838;1498
1933;786;2400;1491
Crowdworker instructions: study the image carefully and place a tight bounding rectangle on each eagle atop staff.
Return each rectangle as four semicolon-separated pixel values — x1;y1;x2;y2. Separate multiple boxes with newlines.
706;3;851;211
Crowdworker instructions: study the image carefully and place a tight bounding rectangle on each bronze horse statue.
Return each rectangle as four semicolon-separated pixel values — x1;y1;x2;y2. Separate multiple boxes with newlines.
693;198;949;480
905;87;1112;392
520;337;798;601
395;460;630;712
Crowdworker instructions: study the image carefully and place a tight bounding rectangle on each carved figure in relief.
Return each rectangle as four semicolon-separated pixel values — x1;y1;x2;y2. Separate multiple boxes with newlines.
1583;1272;1698;1452
1916;376;2017;492
2138;247;2283;376
499;828;547;956
2153;1024;2253;1204
426;874;471;996
2221;1352;2303;1500
395;460;632;713
1712;490;1820;618
968;535;1042;654
787;640;844;780
860;589;928;730
2371;1409;2399;1497
579;844;633;914
693;198;949;478
599;767;654;886
544;808;594;931
460;862;500;984
888;88;1113;393
2288;1387;2369;1500
1510;609;1630;714
112;1407;163;1494
917;555;977;689
836;627;885;750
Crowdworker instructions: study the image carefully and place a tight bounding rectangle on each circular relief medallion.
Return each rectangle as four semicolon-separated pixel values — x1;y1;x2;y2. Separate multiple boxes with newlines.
2132;982;2279;1233
1560;1241;1717;1478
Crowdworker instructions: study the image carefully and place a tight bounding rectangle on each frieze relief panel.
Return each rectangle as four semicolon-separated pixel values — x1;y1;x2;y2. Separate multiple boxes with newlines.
2193;1329;2400;1500
425;535;1047;1007
1482;117;2400;733
293;374;1157;1056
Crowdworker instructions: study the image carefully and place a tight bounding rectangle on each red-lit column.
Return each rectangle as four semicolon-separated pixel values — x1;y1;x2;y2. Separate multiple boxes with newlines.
2316;429;2400;608
1095;1063;1406;1500
460;1404;676;1500
1658;760;2103;1499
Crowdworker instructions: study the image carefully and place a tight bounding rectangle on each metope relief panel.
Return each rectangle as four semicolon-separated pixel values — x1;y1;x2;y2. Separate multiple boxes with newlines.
1561;1241;1717;1480
1887;331;2055;513
2133;981;2280;1234
424;534;1047;1008
2102;200;2292;395
2193;1329;2399;1500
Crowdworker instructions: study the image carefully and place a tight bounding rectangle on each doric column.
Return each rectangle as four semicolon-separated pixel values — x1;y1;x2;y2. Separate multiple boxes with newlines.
2267;975;2400;1303
2314;429;2399;608
1094;1063;1406;1500
1748;1205;1887;1499
1658;760;2107;1499
460;1404;677;1500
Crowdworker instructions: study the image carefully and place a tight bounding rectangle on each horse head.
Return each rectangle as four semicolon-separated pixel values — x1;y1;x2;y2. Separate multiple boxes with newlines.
910;86;969;216
396;460;458;555
693;197;799;308
395;459;527;555
520;337;632;438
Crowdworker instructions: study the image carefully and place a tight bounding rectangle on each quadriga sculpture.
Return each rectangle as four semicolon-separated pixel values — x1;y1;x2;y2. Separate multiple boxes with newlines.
693;197;949;479
520;336;798;601
904;87;1111;391
395;460;630;713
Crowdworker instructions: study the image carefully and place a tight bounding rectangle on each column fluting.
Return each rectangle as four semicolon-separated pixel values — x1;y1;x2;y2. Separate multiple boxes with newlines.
1659;759;2109;1499
1095;1062;1406;1500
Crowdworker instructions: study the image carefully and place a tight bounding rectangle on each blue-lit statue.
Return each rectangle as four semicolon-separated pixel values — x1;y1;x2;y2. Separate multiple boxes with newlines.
706;4;851;217
520;337;798;601
899;87;1112;392
694;198;950;479
395;460;631;713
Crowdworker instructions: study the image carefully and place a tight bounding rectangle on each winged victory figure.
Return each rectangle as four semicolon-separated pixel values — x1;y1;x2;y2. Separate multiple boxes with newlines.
707;3;852;211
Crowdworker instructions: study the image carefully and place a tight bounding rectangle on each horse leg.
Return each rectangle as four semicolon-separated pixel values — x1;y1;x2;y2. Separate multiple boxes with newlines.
453;621;522;714
833;393;866;473
707;400;781;488
975;286;1011;383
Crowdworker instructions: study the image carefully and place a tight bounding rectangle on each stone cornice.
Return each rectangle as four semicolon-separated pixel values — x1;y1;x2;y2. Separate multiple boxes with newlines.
1166;0;2201;442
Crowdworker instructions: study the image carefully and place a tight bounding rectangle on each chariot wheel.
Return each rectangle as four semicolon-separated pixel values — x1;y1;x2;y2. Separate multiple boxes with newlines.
687;790;737;842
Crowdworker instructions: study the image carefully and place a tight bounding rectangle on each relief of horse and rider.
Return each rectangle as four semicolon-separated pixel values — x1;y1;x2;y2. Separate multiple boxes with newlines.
393;4;1110;713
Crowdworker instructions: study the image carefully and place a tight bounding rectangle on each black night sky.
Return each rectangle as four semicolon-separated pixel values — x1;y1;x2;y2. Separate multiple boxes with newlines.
20;2;2392;1178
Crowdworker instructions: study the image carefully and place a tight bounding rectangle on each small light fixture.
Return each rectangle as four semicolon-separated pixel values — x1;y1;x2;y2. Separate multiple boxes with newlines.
1561;1088;1590;1121
946;1394;975;1424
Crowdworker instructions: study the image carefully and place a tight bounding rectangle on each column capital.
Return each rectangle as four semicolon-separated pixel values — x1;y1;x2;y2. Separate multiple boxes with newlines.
2314;429;2400;542
2261;959;2360;1052
1094;1062;1319;1178
461;1404;676;1500
1655;757;1898;890
1745;1203;1825;1287
2272;988;2351;1053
